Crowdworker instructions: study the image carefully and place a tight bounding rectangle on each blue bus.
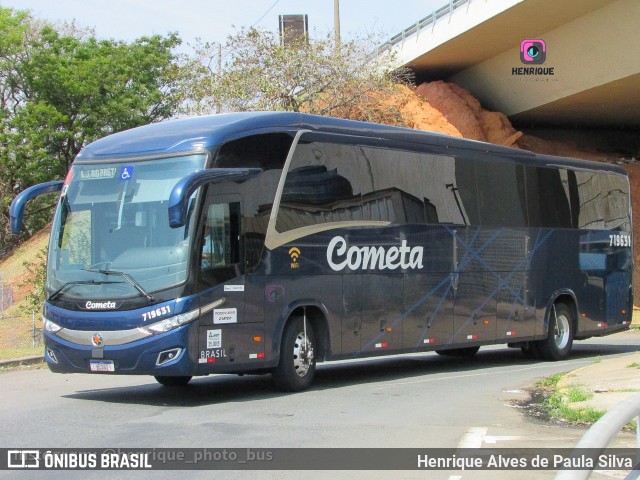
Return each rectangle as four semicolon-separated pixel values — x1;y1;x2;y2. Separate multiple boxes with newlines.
10;112;633;391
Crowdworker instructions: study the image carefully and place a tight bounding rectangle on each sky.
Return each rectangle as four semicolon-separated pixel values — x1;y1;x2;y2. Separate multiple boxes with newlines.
0;0;445;48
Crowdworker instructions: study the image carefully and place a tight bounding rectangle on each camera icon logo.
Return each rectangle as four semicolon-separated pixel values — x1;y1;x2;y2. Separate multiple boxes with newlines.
520;39;546;64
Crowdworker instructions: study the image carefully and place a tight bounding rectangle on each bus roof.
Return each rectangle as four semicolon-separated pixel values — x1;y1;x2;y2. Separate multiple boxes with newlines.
75;112;626;175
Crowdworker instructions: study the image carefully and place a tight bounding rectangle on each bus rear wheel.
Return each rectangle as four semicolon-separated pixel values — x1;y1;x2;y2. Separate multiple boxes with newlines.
272;316;316;392
154;375;192;387
536;303;574;360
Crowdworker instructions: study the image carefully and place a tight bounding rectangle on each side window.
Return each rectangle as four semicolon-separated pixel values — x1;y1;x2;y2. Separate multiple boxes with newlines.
276;138;362;233
574;171;631;231
452;156;480;225
602;173;631;231
198;200;241;286
358;146;426;224
525;166;573;228
475;160;527;227
213;133;293;238
419;154;478;225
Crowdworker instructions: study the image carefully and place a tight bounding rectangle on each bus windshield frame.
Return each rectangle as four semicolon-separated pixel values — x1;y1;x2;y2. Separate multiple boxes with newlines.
47;154;207;303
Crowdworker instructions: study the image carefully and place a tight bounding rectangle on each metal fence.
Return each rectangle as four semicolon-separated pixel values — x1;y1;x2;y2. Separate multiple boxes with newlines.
0;283;14;319
0;313;42;350
0;272;42;350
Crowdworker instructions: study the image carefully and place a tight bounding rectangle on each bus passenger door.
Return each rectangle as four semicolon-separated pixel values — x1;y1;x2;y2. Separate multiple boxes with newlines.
195;194;259;368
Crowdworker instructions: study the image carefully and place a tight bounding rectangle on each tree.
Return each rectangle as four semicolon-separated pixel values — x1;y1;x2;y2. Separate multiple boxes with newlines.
0;6;184;256
182;27;411;123
9;25;183;181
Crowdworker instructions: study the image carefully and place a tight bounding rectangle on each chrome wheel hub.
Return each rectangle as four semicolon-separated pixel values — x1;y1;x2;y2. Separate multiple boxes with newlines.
554;314;570;350
293;332;314;377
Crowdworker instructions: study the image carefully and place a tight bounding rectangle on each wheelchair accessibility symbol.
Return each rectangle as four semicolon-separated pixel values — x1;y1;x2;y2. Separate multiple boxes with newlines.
120;166;134;181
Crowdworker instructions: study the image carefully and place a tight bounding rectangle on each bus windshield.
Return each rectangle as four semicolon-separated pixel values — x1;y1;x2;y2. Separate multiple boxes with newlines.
47;154;206;302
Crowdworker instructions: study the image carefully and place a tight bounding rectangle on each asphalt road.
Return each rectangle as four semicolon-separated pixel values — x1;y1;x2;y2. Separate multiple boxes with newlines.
1;331;639;480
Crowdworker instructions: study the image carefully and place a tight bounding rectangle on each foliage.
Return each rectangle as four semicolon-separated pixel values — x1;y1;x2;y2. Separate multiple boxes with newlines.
544;385;603;425
0;6;34;256
0;6;184;257
534;374;604;425
182;27;411;123
535;373;562;388
18;247;47;314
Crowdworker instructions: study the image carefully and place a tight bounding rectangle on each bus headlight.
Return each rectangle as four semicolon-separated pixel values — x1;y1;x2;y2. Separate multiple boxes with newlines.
140;309;200;335
43;316;62;334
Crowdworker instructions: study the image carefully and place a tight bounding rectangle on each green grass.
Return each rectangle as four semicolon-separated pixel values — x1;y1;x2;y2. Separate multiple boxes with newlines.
564;385;593;403
0;346;43;361
536;373;562;389
545;388;604;424
627;362;640;369
535;374;605;425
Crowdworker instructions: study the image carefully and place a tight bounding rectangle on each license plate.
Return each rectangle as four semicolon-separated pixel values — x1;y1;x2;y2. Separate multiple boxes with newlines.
89;360;115;372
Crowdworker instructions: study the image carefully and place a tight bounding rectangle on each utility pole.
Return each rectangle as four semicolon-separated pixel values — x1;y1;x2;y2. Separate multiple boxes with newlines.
334;0;341;50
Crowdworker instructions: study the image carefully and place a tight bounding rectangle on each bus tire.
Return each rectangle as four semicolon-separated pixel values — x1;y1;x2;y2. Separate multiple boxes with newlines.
272;316;316;392
154;375;192;387
435;346;480;358
536;303;574;361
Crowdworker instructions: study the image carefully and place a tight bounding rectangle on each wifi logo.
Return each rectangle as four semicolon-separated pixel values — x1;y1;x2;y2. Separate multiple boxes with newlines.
288;247;301;269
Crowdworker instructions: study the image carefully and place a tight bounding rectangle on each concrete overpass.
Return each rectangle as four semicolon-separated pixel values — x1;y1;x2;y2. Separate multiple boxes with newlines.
384;0;640;128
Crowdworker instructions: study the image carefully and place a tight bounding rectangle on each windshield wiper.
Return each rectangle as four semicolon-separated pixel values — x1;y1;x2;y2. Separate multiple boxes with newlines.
48;280;119;302
85;269;155;303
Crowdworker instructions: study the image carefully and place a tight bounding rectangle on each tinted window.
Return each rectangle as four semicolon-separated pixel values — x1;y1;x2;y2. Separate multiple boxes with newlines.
452;156;479;225
198;200;242;287
574;170;630;231
357;146;483;226
275;139;362;232
475;160;527;227
214;133;293;239
421;154;473;225
214;133;293;170
525;166;573;228
358;146;426;224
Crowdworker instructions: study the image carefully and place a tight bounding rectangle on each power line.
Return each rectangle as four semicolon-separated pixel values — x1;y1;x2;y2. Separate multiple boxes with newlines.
252;0;281;28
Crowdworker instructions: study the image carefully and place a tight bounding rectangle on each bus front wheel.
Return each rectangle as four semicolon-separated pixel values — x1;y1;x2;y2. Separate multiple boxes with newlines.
272;316;316;392
154;375;192;387
536;303;574;361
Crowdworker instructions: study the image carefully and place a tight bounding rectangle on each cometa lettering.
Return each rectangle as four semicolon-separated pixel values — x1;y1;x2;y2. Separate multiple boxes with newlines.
327;236;424;272
85;301;116;310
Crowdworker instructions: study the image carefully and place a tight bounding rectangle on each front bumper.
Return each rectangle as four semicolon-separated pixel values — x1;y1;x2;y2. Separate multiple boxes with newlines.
43;322;198;376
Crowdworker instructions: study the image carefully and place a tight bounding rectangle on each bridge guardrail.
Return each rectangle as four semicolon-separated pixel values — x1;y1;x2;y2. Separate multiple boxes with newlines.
555;393;640;480
380;0;469;52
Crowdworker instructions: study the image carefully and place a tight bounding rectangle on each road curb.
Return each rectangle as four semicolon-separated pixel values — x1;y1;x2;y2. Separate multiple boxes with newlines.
0;355;43;368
